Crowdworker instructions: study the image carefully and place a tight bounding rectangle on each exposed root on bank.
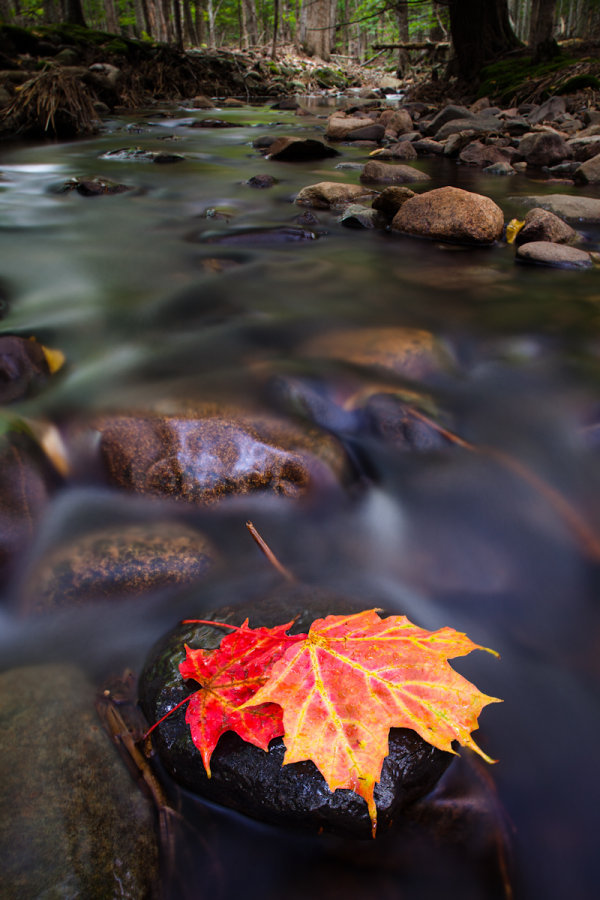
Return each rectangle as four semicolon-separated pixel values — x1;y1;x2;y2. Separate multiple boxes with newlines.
1;68;98;138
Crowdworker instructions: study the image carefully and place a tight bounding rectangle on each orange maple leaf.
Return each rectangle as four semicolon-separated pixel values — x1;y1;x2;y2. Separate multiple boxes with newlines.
243;609;501;835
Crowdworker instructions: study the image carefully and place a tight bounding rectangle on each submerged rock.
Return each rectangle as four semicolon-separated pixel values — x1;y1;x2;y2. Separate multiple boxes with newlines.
0;335;51;403
99;411;350;505
338;204;384;229
197;226;317;244
245;173;278;188
0;664;158;898
300;326;451;382
99;147;185;163
53;175;133;196
20;521;218;614
392;186;504;245
265;136;339;161
360;160;430;185
139;591;453;838
515;241;593;269
518;194;600;223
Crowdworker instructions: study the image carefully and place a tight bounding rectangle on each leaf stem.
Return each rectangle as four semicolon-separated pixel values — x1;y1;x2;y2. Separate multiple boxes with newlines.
246;520;296;582
144;695;192;739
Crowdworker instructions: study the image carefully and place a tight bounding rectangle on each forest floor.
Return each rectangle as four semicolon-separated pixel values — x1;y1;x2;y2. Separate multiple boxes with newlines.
1;22;600;139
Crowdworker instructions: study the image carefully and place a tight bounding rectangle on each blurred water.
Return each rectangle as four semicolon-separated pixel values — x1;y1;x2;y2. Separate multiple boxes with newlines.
0;100;599;899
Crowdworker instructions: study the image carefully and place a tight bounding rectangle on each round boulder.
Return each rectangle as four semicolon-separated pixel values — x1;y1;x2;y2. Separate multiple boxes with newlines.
517;131;571;167
515;241;593;269
138;590;453;838
295;181;376;209
392;186;504;245
514;208;577;246
99;411;350;505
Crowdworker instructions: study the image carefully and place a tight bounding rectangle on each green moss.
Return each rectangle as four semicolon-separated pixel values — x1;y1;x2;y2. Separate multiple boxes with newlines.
556;73;600;94
478;53;583;103
314;67;349;89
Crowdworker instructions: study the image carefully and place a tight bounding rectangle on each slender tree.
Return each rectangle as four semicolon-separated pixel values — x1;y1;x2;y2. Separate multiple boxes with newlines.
529;0;558;61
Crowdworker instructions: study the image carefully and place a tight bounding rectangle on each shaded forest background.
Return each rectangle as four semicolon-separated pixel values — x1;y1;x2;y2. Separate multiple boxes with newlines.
1;1;600;74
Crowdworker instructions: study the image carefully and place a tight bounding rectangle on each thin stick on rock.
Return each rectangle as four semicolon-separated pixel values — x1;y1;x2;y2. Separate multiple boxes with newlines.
246;520;296;582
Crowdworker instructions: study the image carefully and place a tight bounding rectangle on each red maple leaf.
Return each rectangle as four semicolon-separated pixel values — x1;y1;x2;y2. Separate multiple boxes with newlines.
178;619;304;775
243;609;500;835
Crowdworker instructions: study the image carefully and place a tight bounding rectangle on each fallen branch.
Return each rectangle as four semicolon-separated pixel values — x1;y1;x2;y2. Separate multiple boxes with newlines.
372;41;449;51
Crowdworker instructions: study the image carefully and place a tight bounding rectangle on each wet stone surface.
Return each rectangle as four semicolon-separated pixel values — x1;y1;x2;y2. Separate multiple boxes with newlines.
139;588;453;839
0;335;50;403
0;664;158;899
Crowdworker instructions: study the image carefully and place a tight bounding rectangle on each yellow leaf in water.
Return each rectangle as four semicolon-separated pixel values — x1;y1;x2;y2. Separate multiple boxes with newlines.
41;344;66;373
506;218;525;244
368;148;384;157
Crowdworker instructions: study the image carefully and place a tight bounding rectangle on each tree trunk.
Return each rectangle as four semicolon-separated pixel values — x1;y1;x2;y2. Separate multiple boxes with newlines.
529;0;558;62
448;0;521;81
104;0;120;34
182;0;198;45
62;0;87;27
301;0;336;60
396;1;409;75
272;0;279;58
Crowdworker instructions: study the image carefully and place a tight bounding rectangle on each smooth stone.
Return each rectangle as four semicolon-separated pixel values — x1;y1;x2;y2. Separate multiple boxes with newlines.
458;140;509;167
99;412;350;505
344;123;385;142
518;194;600;223
99;147;184;162
360;161;430;185
246;174;278;188
300;326;450;381
0;335;50;403
443;130;480;157
392;186;504;245
0;664;158;898
527;96;566;125
517;131;571;167
378;108;413;136
412;138;444;155
516;241;593;269
295;181;376;209
566;135;600;161
20;521;218;614
514;208;577;246
363;393;451;451
265;136;339;161
434;116;502;141
54;176;132;196
326;114;374;141
423;105;473;137
138;590;453;839
574;152;600;184
197;226;317;244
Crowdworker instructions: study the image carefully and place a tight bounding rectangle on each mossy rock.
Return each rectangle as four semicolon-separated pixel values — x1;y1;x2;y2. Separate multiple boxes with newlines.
478;53;582;104
556;73;600;94
314;67;349;90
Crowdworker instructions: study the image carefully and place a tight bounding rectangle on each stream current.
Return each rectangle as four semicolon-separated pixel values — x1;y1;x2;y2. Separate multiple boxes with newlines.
0;98;599;899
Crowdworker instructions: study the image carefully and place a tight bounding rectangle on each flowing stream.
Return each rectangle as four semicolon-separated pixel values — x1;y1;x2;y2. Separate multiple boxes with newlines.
0;98;599;899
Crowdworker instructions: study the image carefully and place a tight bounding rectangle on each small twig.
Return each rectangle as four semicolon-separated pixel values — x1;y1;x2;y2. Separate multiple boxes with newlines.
246;521;296;582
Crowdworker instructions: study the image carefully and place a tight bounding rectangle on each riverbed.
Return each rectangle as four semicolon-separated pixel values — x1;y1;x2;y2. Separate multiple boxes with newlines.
0;98;599;900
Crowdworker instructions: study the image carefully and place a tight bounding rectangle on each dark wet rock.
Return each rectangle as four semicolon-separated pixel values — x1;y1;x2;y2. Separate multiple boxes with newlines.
370;141;417;161
99;147;184;163
99;411;350;505
412;138;444;156
300;326;451;382
458;140;509;167
20;521;218;615
252;134;278;150
514;207;577;246
364;393;451;451
270;97;300;110
566;135;600;162
517;131;571;167
372;186;415;218
0;335;50;403
515;241;593;269
379;108;413;137
0;433;58;585
442;130;481;158
265;136;339;162
295;209;320;227
246;173;278;188
504;115;531;137
360;161;430;185
483;161;517;176
53;176;133;196
547;160;581;176
138;590;453;839
295;181;376;209
0;664;158;898
434;116;503;141
338;204;384;229
345;123;385;142
423;105;472;137
574;152;600;184
189;118;238;128
527;96;566;125
518;194;600;223
197;226;317;244
392;186;504;245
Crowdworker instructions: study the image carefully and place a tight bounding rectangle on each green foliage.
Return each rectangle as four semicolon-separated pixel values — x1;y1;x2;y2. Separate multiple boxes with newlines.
556;74;600;94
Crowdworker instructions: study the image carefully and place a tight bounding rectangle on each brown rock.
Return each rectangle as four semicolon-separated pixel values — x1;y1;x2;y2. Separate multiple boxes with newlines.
189;94;214;108
517;131;571;167
458;140;509;167
392;186;504;245
360;161;430;185
574;152;600;184
265;136;339;162
516;241;593;269
100;412;350;505
300;326;450;381
345;123;385;142
295;181;375;209
326;114;373;141
514;208;577;246
0;335;50;403
371;142;417;161
383;108;413;136
412;138;444;156
20;521;218;614
372;186;415;217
